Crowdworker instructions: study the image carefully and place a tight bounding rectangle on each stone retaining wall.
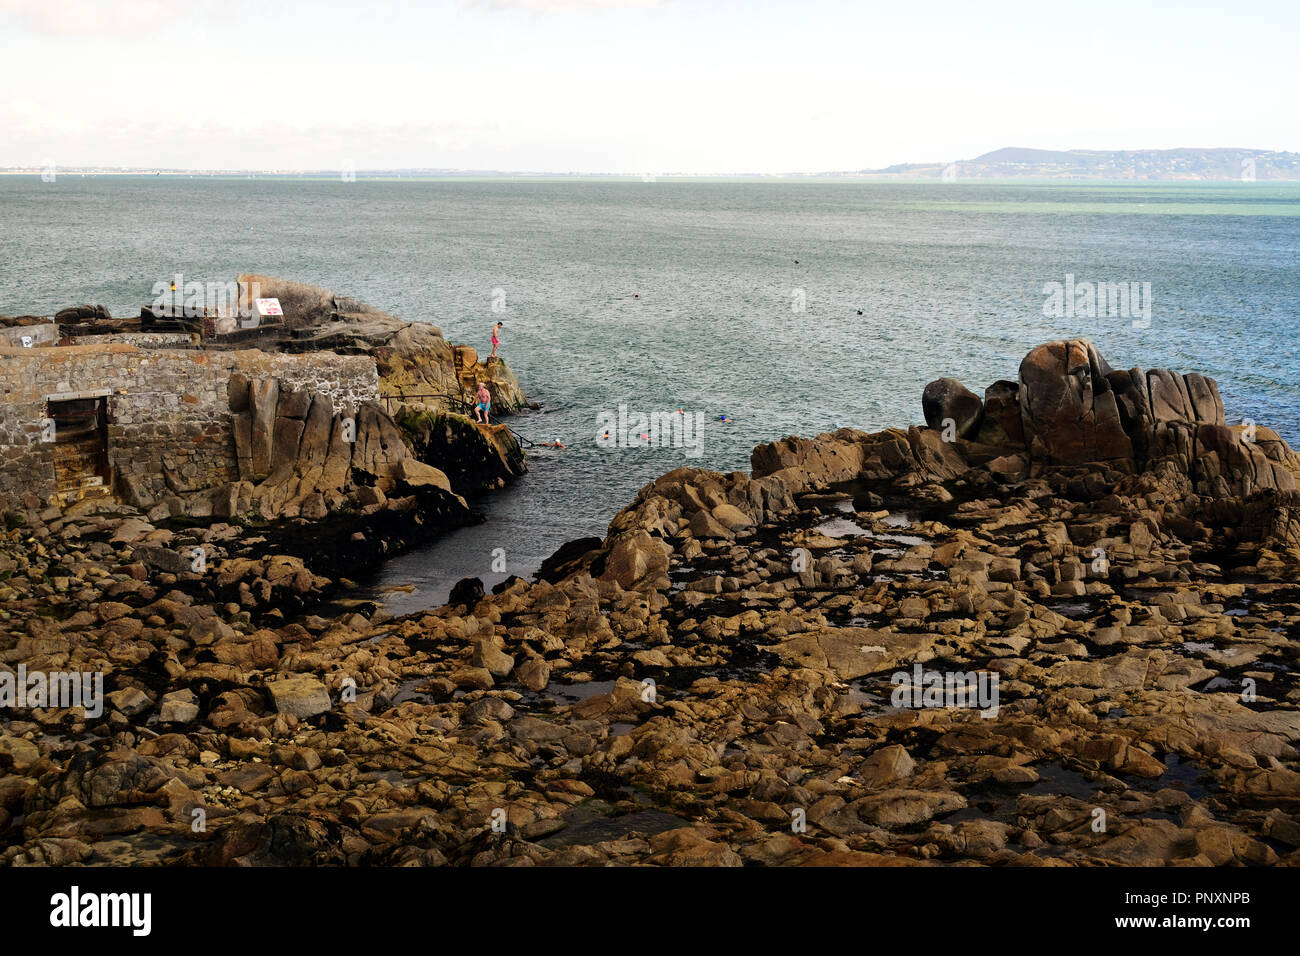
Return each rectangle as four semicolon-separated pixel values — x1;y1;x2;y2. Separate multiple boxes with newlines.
0;323;59;348
0;344;378;509
90;332;201;348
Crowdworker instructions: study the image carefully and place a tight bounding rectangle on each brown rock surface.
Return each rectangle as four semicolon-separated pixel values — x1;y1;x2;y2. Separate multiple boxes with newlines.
2;339;1298;870
1018;339;1133;463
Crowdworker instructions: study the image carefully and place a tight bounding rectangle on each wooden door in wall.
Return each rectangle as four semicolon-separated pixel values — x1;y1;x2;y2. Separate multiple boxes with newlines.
48;397;110;502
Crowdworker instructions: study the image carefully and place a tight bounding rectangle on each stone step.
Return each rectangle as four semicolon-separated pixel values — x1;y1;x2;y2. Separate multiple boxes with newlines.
56;472;104;491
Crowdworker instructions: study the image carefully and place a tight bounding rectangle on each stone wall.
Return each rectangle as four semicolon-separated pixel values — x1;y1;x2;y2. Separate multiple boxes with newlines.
0;344;378;510
91;332;201;348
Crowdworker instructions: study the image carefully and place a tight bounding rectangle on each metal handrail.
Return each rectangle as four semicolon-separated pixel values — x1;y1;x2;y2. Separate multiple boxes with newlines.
379;391;476;415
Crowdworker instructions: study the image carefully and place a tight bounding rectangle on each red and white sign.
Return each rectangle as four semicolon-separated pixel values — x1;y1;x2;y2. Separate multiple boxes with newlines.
255;298;283;317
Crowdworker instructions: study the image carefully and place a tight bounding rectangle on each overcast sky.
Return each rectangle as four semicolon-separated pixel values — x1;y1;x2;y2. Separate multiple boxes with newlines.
2;0;1295;173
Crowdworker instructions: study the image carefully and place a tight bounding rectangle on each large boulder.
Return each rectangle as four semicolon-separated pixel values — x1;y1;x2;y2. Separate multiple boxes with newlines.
266;677;332;719
601;530;672;590
922;378;982;439
1107;368;1158;459
976;380;1025;448
267;386;309;486
1018;340;1133;464
448;576;485;609
292;394;336;488
394;457;455;494
1104;364;1295;496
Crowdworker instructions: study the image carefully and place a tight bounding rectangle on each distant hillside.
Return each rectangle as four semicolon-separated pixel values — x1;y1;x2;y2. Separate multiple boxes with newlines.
861;147;1300;181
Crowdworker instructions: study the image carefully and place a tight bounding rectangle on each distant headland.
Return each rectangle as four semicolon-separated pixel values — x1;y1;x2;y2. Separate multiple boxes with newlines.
865;146;1300;181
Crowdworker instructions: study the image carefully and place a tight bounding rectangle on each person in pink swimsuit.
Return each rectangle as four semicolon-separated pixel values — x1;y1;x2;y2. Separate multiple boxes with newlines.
491;322;502;358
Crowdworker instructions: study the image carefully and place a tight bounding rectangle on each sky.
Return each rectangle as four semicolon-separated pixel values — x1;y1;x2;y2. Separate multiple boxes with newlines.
1;0;1296;174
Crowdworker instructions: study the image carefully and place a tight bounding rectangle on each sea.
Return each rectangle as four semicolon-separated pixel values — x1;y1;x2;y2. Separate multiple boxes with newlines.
2;176;1297;611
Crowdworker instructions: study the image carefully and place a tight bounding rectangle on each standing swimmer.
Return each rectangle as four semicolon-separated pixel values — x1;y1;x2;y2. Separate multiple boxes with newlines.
474;382;492;424
491;322;503;358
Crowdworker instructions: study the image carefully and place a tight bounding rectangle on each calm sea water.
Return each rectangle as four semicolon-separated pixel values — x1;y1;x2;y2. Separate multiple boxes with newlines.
2;177;1297;610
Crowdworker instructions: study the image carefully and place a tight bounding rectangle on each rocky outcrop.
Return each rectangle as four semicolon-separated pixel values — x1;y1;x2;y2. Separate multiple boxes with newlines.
1018;340;1133;464
226;373;466;521
752;426;967;496
53;304;110;324
3;339;1298;870
813;340;1300;511
238;275;529;416
1011;339;1296;499
1105;366;1295;498
750;431;871;494
749;338;1300;548
394;408;526;495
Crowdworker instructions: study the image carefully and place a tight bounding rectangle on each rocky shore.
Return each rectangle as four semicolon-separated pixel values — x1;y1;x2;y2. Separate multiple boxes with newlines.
2;338;1298;867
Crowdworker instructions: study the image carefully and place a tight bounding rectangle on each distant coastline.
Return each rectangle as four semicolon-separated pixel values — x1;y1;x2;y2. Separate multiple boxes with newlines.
5;146;1300;181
